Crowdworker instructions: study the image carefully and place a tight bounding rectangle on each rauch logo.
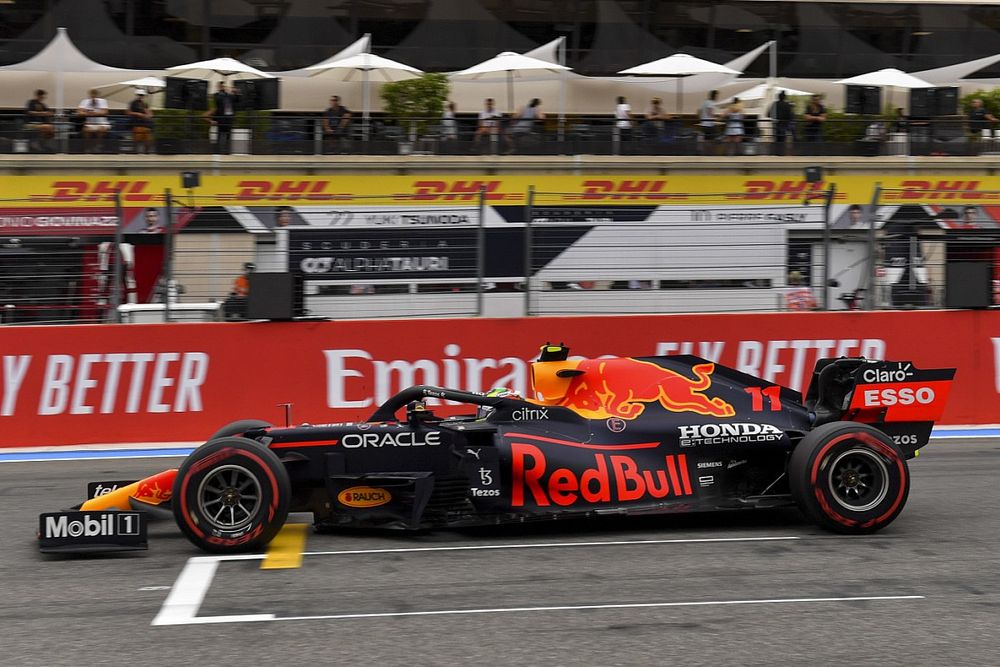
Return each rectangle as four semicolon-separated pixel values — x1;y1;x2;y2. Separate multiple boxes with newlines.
337;486;392;508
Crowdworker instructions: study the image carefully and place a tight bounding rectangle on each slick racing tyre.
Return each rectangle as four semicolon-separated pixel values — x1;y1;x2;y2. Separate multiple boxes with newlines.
209;419;273;440
789;422;909;534
172;437;290;553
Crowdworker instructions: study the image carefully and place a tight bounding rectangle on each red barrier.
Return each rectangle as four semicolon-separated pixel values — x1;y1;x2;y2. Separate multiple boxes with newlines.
0;311;995;447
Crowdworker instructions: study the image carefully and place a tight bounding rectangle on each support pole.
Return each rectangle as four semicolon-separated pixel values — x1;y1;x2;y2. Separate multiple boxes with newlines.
524;186;535;317
866;183;882;310
476;185;486;317
822;184;837;311
111;189;125;322
164;189;174;323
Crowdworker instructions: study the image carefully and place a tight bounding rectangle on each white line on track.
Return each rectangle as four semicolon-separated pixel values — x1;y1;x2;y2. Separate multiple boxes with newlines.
275;596;926;623
152;535;840;626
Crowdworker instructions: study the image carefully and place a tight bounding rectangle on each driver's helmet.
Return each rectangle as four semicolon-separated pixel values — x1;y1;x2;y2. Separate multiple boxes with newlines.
477;386;522;418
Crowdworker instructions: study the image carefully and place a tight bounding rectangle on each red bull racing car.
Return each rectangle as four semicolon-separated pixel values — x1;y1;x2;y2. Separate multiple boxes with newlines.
39;344;955;554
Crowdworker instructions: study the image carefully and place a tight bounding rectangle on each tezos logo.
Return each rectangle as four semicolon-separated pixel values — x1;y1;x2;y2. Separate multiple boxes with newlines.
337;486;392;507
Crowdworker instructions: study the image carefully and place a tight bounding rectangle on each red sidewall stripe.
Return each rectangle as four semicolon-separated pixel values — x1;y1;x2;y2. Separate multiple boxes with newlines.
179;446;282;541
809;431;907;528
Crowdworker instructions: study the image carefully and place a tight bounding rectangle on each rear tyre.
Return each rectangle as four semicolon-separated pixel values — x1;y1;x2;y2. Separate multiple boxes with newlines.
172;437;290;553
209;419;273;440
789;422;909;534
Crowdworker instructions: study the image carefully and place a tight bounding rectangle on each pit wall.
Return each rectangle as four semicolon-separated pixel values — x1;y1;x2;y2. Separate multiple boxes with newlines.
1;310;995;447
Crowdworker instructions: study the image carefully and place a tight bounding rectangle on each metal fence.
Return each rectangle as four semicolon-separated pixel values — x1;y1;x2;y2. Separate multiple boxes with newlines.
0;113;992;157
1;184;997;325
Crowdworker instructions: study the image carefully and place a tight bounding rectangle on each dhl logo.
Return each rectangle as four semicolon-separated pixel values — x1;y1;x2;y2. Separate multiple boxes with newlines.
728;180;846;202
31;180;157;203
571;180;678;200
882;180;1000;200
533;358;735;420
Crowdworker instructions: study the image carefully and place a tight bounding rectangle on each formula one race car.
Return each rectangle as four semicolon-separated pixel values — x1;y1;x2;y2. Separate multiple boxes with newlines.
38;344;955;553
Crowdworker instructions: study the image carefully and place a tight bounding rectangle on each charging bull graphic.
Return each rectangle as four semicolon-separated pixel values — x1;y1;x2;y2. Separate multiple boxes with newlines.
532;357;736;420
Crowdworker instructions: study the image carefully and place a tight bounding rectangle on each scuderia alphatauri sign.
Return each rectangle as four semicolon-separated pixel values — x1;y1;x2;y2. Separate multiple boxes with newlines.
289;226;590;281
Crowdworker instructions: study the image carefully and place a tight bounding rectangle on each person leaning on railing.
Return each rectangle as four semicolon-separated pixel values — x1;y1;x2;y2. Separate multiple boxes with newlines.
802;94;827;143
322;95;352;153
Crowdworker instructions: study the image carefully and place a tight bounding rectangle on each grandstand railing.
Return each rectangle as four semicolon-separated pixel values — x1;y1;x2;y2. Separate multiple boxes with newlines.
0;113;991;158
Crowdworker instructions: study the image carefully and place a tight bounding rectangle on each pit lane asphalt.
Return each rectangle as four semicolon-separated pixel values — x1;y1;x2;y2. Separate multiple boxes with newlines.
3;439;998;666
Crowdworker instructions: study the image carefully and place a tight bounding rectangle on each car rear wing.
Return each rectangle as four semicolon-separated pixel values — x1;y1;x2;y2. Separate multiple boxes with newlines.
805;358;956;456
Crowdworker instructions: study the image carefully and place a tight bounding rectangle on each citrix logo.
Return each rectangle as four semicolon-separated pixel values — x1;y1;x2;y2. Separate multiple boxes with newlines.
512;407;549;421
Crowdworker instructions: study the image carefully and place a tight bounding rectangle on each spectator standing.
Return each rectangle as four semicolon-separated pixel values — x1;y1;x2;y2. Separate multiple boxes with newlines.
784;271;817;311
24;89;55;152
892;107;908;132
276;206;293;227
204;81;240;153
615;95;633;144
645;97;669;140
322;95;352;153
723;99;745;155
474;98;505;153
803;94;827;144
126;89;154;154
76;88;110;152
509;98;544;153
967;98;997;142
698;90;719;154
768;90;795;155
441;101;458;141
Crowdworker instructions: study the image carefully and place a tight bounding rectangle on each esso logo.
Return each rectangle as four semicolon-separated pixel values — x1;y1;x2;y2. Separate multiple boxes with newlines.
863;387;935;407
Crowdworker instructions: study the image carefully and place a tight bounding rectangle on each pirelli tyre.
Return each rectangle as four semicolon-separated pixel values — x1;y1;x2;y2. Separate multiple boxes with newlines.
172;437;290;553
209;419;273;440
789;422;909;534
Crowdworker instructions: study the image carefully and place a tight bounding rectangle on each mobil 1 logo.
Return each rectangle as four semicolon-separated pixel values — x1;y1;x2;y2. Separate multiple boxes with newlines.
38;510;147;553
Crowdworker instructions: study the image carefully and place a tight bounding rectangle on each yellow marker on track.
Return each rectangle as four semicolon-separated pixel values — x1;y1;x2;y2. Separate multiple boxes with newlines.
261;523;308;569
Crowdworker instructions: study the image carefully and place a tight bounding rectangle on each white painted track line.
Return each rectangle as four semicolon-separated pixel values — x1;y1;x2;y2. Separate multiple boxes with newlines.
157;535;925;627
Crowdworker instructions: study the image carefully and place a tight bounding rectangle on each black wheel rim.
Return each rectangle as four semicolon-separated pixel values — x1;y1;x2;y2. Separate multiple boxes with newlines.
828;447;889;512
196;464;262;531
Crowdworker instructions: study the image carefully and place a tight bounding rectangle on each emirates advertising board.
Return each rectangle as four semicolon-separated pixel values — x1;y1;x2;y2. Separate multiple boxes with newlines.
0;310;997;447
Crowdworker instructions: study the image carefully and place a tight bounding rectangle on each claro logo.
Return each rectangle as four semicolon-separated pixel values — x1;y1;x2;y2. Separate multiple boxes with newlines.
337;486;392;508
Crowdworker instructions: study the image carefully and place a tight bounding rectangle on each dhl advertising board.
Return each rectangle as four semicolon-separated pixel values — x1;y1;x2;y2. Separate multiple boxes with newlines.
1;174;999;209
0;310;997;447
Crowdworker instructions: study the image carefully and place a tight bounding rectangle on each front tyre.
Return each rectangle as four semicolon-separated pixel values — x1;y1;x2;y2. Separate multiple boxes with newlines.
172;437;290;553
789;422;909;534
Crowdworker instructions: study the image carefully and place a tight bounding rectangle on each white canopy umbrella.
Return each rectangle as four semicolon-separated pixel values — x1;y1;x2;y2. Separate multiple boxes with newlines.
166;57;274;81
96;76;166;103
724;83;813;104
304;50;423;140
619;53;740;113
450;51;571;113
835;68;933;89
0;27;139;116
835;68;933;111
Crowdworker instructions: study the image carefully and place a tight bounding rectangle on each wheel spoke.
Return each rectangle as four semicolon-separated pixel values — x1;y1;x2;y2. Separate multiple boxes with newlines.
212;505;227;522
203;497;222;506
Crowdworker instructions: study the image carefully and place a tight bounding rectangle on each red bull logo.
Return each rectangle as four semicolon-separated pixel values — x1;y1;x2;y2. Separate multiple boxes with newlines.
541;358;735;420
131;470;176;505
511;441;694;507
